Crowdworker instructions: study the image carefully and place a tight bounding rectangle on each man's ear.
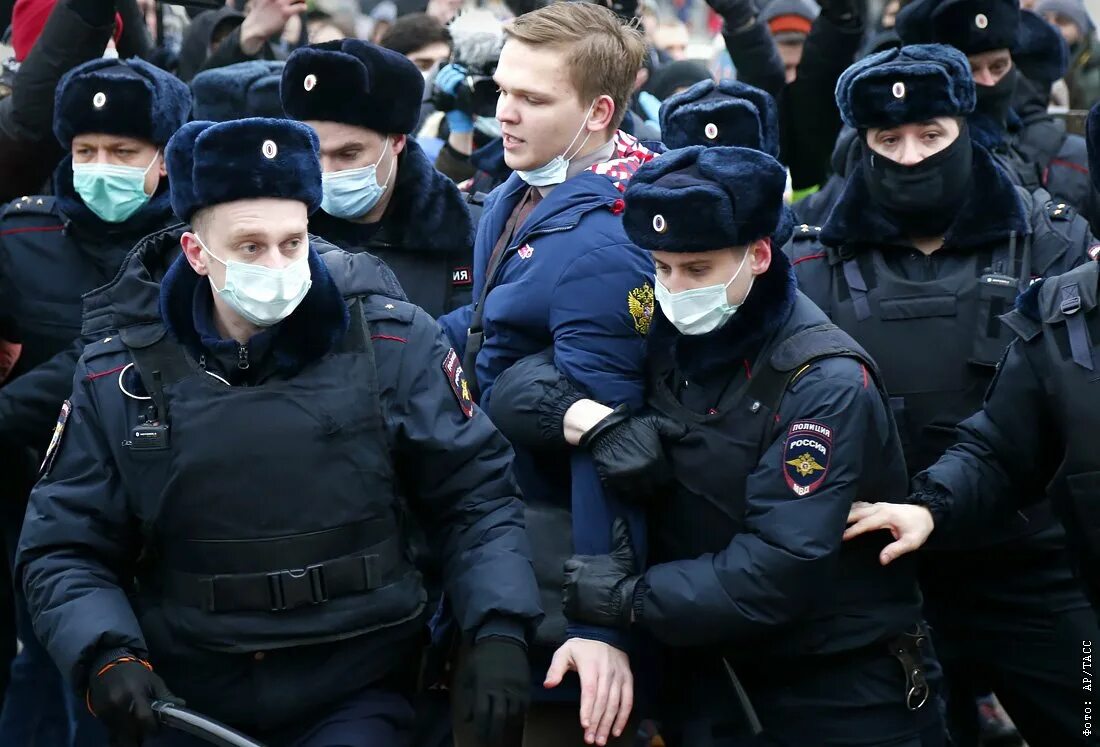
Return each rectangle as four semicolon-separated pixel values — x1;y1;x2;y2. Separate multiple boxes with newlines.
180;232;209;277
750;237;773;275
587;94;617;133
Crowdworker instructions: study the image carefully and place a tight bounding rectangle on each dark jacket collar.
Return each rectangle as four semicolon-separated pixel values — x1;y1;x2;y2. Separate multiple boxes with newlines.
158;245;350;378
309;137;474;254
650;248;798;381
53;155;176;242
819;143;1030;252
81;226;408;379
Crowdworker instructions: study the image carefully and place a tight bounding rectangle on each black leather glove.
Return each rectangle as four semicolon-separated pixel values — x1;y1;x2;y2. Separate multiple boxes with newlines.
457;637;531;747
580;407;688;503
87;655;183;747
704;0;756;31
562;518;640;630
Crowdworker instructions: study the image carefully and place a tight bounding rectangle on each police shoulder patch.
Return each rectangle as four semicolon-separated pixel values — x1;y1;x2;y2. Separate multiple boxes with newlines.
628;282;654;336
40;400;72;477
442;348;474;419
783;420;831;496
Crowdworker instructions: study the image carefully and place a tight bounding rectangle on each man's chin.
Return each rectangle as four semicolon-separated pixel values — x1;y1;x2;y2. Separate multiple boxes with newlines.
503;151;531;172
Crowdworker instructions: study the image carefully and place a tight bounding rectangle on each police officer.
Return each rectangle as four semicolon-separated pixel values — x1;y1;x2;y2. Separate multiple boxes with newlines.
190;60;286;121
896;0;1092;221
280;39;477;318
787;44;1099;746
15;117;542;747
0;56;190;747
845;99;1100;644
489;145;943;745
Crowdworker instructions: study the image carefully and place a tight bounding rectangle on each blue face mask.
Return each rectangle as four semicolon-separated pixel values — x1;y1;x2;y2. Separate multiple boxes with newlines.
71;150;159;223
320;138;395;220
516;101;596;188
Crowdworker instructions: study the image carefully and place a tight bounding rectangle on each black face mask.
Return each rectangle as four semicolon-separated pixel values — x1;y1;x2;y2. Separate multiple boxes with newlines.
861;124;974;238
974;66;1019;126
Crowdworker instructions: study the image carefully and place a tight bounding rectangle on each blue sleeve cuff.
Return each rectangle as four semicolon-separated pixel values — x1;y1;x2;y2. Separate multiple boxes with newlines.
475;616;528;649
566;623;628;651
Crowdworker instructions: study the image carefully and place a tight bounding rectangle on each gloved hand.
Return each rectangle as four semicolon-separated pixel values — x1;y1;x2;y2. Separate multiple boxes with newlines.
87;655;183;747
580;407;688;503
436;63;474;135
704;0;756;31
457;637;531;747
563;518;640;630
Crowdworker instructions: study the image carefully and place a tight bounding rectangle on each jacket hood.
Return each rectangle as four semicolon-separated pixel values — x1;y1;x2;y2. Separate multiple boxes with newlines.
176;7;245;82
309;137;474;254
820;142;1029;251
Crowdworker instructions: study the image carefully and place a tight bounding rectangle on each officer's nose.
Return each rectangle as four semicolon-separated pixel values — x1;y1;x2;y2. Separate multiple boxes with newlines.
895;137;924;167
973;70;996;87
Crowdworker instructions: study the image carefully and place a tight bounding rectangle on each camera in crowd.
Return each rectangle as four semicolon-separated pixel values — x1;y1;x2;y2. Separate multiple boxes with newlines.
430;8;502;119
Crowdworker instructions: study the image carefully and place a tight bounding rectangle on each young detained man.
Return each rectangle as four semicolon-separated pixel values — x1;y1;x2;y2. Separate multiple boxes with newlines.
437;4;656;746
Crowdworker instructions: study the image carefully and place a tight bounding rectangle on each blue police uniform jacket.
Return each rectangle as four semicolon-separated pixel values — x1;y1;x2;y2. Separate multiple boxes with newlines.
15;226;541;733
0;158;177;454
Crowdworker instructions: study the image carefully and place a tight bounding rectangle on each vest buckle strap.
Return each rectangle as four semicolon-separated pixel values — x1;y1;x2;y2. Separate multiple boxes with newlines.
267;564;327;611
1061;284;1083;316
163;536;402;614
841;259;872;322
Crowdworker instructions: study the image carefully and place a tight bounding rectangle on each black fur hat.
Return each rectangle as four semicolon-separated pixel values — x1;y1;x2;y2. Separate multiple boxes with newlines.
896;0;1021;54
835;44;976;129
623;146;788;253
281;39;425;135
191;61;287;122
166;118;323;222
54;57;191;148
660;79;780;156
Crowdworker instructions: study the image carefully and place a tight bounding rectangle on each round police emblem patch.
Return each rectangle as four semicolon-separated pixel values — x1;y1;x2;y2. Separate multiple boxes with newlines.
975;13;988;29
783;420;832;496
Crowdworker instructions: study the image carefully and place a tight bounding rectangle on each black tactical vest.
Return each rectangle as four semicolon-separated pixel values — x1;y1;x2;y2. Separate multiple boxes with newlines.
646;294;922;660
117;301;424;654
796;219;1073;475
1001;261;1100;601
795;225;1074;547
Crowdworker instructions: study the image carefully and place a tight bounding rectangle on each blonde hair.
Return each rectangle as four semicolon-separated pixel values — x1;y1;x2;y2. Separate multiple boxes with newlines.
505;3;646;129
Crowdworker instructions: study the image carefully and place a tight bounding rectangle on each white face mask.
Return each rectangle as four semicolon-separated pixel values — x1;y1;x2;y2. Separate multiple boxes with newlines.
655;249;754;336
516;100;597;187
197;235;313;327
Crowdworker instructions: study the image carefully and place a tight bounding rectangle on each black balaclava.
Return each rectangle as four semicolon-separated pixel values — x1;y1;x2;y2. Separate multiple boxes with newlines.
974;65;1019;127
861;120;974;238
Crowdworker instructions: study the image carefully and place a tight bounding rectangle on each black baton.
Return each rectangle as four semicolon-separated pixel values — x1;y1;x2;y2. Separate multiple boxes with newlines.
152;701;267;747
